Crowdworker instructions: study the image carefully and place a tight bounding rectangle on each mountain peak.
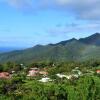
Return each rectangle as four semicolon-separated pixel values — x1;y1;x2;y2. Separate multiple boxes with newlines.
0;33;100;63
49;38;77;46
79;33;100;46
70;38;77;41
94;32;100;35
92;33;100;37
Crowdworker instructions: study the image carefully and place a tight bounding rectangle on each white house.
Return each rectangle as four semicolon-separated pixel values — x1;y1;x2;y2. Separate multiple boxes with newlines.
56;74;73;80
39;77;52;83
72;69;82;76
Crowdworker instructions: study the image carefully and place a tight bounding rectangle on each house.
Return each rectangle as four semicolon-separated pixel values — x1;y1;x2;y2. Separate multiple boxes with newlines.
72;69;82;76
27;70;39;77
39;77;52;83
30;67;39;70
96;70;100;74
66;75;73;80
27;68;39;77
11;70;15;74
0;72;10;79
72;74;79;79
56;74;72;79
56;73;79;80
56;74;67;78
39;71;48;76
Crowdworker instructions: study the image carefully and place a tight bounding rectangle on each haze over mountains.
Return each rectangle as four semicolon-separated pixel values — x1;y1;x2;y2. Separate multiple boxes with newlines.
0;47;24;53
0;33;100;64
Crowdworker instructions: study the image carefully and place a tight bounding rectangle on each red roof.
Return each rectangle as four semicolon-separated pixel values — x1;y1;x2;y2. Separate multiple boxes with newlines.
96;70;100;73
0;72;10;79
27;70;39;77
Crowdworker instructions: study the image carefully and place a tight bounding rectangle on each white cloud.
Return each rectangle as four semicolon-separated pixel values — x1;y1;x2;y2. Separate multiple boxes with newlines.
1;0;100;20
6;0;32;9
47;23;100;36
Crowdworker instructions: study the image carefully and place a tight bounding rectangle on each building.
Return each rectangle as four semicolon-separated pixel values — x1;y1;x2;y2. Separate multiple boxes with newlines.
56;73;73;79
27;68;39;77
72;69;82;76
56;73;79;80
39;77;52;83
0;72;10;79
96;70;100;74
39;71;48;76
27;67;48;77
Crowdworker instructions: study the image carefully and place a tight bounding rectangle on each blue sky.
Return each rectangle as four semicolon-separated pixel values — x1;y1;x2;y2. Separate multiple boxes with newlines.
0;0;100;48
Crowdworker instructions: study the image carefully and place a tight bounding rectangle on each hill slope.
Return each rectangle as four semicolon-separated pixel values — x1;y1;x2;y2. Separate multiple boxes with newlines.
0;33;100;63
79;33;100;46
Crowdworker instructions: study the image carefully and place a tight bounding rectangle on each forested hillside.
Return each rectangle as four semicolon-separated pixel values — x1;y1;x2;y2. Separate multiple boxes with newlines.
0;33;100;64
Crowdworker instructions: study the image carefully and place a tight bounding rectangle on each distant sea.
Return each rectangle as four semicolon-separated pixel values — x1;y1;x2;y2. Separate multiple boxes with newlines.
0;47;24;53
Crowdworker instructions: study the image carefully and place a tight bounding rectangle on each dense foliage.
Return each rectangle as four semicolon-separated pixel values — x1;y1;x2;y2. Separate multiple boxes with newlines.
0;61;100;100
0;74;100;100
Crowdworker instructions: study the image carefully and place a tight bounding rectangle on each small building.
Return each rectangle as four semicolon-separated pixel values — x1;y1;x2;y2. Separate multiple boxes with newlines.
72;74;79;79
39;77;52;83
56;73;79;80
56;74;67;78
66;75;73;80
39;71;48;76
27;67;48;77
72;69;82;76
56;74;72;79
11;71;15;74
96;70;100;74
30;67;39;70
27;68;39;77
0;72;10;79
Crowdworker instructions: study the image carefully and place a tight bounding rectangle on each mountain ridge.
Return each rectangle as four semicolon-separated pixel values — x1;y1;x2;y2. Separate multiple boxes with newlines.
0;33;100;64
79;33;100;46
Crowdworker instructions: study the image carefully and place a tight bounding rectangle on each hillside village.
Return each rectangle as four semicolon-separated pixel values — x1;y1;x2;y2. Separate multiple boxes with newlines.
0;61;100;99
1;0;100;98
0;63;100;83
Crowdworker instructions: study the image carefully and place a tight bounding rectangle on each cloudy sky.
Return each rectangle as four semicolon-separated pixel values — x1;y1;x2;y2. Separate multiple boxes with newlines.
0;0;100;48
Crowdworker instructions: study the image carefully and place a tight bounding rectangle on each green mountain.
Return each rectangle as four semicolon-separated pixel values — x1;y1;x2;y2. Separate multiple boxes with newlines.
0;33;100;64
79;33;100;46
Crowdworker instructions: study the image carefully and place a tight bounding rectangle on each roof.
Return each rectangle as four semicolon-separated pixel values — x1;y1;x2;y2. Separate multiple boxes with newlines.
56;73;72;79
39;71;48;75
96;70;100;73
39;77;52;83
30;67;39;70
0;72;10;79
96;70;100;71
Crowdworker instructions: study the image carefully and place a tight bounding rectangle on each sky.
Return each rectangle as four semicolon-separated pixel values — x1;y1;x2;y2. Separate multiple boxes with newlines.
0;0;100;48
